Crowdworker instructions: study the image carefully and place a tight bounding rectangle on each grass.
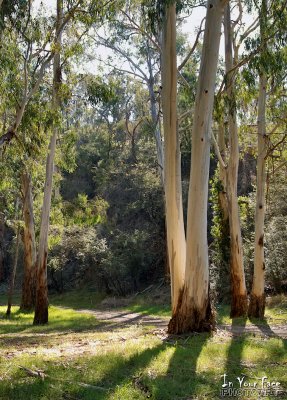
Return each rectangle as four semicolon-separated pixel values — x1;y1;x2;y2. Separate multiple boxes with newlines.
0;292;286;399
49;289;105;310
126;292;287;325
127;302;171;318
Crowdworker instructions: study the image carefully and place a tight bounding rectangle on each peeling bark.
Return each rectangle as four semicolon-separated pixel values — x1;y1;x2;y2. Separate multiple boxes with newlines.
168;289;215;334
248;293;265;319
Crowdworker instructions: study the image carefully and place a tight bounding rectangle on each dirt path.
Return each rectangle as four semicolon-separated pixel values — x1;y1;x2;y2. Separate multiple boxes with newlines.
1;307;286;361
72;307;287;339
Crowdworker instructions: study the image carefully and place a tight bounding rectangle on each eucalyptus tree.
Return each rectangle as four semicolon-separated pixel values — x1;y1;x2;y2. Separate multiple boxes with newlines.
211;0;271;316
154;0;227;334
223;3;248;317
34;0;64;325
33;0;124;324
6;198;21;317
249;0;287;318
160;1;186;312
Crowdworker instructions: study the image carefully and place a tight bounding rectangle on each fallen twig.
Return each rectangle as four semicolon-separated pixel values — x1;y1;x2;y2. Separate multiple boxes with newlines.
19;366;108;391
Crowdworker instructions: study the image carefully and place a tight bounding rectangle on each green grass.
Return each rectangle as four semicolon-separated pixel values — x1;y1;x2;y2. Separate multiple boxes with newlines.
126;293;287;325
127;303;171;318
0;293;286;399
216;297;287;326
49;289;105;310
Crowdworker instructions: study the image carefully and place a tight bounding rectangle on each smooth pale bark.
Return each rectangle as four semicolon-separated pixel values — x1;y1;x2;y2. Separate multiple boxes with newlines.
20;171;37;310
224;3;248;317
161;3;186;313
6;222;20;317
168;0;227;334
249;0;268;317
148;82;164;186
146;45;164;186
0;212;5;282
34;0;62;325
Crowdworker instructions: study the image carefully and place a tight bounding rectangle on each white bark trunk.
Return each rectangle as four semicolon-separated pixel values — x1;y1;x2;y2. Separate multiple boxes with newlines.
34;0;62;325
224;3;247;317
249;73;267;317
249;0;268;318
148;82;164;186
146;47;165;186
161;2;186;312
169;0;227;333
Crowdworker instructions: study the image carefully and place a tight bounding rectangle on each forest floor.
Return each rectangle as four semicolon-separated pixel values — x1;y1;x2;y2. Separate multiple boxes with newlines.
0;291;286;400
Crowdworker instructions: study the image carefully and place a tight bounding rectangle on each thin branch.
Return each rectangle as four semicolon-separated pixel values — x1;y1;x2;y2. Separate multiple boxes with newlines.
272;160;287;174
212;131;227;169
178;19;205;71
120;9;161;52
93;33;149;82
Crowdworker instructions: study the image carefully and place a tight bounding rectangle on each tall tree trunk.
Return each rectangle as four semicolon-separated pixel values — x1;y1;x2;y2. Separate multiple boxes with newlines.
6;204;21;318
34;0;62;325
161;2;186;312
217;122;229;222
168;0;227;334
248;73;267;318
249;0;268;319
0;211;5;282
148;82;164;186
224;3;248;317
213;121;230;300
20;171;37;310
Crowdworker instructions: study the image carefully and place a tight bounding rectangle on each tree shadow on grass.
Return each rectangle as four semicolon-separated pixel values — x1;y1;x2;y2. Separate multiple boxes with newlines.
149;332;212;399
249;316;287;366
1;342;167;400
1;330;211;400
223;317;248;396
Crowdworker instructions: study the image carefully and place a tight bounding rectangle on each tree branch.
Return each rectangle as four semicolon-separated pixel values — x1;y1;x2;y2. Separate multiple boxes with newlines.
178;19;205;71
212;131;227;169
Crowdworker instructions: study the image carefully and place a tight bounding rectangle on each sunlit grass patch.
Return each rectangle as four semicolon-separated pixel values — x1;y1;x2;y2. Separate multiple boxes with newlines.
0;304;101;335
0;292;286;399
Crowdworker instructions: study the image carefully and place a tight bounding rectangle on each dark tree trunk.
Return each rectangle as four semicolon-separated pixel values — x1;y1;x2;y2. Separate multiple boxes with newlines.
6;225;20;317
34;251;49;324
0;212;5;282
